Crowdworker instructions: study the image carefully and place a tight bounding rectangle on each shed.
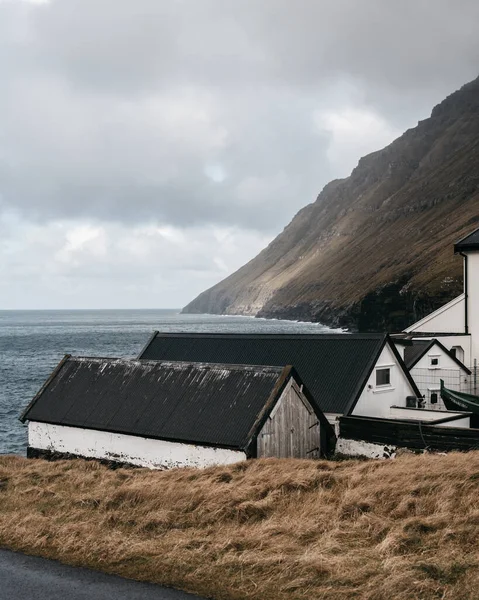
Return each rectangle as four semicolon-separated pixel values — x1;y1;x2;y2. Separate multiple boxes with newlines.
20;356;335;469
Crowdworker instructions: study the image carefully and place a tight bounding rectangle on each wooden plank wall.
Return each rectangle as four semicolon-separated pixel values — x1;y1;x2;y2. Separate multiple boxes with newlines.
257;380;322;459
340;416;479;452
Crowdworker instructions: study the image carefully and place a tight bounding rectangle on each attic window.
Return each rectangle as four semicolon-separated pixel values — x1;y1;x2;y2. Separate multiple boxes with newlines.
376;368;391;387
430;357;439;367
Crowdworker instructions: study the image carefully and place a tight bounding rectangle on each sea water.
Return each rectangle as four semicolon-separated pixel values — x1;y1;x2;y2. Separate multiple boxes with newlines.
0;309;340;455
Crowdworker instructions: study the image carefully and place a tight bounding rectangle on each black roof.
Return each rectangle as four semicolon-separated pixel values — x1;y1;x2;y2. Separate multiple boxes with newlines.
404;339;471;373
138;332;419;414
454;226;479;253
404;340;432;369
20;357;312;452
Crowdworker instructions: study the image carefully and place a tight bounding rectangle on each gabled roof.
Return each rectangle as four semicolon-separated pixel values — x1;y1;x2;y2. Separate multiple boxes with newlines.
454;226;479;253
138;332;419;414
20;357;330;453
404;339;471;373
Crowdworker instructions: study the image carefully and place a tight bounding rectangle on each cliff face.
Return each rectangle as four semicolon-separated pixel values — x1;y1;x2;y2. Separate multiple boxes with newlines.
183;77;479;331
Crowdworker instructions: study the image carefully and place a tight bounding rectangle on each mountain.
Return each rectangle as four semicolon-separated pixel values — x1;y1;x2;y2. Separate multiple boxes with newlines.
183;77;479;331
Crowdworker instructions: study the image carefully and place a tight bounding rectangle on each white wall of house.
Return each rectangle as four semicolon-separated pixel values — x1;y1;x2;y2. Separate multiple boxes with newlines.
466;252;479;364
351;344;418;418
410;344;470;409
404;294;465;334
415;335;472;368
28;422;246;469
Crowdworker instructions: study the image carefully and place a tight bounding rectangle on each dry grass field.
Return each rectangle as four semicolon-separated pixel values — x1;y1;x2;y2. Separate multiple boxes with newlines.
0;453;478;599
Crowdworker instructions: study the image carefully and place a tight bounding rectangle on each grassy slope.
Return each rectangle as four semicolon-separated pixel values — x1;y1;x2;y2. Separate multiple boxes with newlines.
1;454;478;600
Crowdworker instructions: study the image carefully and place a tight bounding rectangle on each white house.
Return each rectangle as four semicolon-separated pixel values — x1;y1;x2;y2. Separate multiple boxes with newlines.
394;339;471;409
20;356;335;468
403;225;479;368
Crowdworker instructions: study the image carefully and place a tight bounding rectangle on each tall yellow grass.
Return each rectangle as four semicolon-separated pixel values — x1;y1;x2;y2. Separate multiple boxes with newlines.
0;453;478;599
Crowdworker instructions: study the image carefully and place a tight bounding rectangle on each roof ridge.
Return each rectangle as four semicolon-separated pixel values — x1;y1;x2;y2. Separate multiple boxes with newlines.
150;331;386;339
65;356;286;372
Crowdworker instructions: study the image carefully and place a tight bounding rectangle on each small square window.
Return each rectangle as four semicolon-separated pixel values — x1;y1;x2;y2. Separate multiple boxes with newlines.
431;357;439;366
376;368;391;387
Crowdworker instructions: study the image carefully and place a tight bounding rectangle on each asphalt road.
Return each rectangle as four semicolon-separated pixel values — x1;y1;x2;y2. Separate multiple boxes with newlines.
0;549;206;600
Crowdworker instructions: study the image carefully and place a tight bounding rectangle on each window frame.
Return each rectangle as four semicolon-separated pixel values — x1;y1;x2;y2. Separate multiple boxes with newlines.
375;367;391;388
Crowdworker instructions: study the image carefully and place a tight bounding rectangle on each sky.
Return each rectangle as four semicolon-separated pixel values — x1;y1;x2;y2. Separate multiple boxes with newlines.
1;0;479;309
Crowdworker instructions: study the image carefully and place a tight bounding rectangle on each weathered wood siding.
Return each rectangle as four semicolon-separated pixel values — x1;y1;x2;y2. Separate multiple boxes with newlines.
257;380;321;459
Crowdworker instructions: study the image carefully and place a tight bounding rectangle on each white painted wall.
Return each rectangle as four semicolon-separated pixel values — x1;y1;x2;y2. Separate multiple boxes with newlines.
404;294;465;334
409;344;470;408
466;252;479;364
412;335;472;368
324;413;341;437
352;343;418;418
412;345;463;372
28;422;246;469
336;438;396;459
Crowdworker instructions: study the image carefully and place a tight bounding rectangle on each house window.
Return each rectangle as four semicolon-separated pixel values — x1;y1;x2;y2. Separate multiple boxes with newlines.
430;392;438;404
376;368;391;387
430;357;439;366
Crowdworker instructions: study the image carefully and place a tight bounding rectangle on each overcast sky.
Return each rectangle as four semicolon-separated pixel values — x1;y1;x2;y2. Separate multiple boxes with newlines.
1;0;478;309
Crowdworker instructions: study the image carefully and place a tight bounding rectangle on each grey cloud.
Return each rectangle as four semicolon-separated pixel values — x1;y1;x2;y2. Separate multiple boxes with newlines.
0;1;478;247
1;0;479;309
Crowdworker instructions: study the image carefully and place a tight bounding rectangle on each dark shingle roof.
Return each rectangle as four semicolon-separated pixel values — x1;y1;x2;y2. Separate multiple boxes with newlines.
138;332;409;414
454;226;479;252
20;357;302;451
404;339;471;373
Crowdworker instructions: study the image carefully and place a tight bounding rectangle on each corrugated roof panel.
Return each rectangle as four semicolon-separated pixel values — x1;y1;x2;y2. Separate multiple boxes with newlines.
22;358;286;450
139;333;387;414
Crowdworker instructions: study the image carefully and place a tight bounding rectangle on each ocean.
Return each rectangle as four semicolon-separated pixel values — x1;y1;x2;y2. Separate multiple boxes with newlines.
0;309;340;455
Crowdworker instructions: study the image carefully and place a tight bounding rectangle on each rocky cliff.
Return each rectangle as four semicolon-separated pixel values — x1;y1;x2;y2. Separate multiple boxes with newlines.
183;77;479;331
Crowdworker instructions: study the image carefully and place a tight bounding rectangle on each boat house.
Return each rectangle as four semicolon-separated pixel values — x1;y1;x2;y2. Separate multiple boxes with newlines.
20;356;335;469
